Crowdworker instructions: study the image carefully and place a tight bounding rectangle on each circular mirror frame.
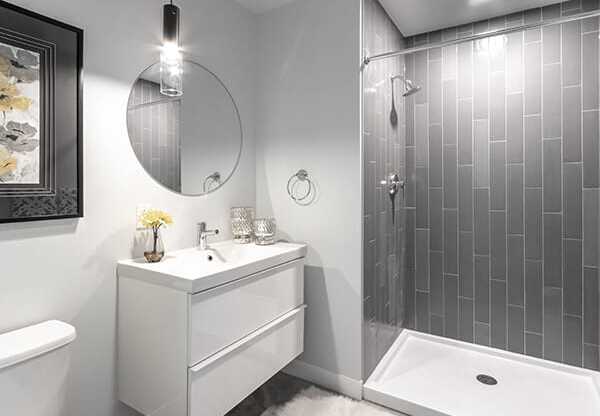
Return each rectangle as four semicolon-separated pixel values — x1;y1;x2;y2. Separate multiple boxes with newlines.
126;57;244;196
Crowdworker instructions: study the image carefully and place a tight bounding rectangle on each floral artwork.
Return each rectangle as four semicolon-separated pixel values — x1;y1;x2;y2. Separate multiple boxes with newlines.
0;42;40;185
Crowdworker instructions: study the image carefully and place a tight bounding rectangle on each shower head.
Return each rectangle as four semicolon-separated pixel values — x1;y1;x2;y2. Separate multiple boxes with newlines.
391;75;421;97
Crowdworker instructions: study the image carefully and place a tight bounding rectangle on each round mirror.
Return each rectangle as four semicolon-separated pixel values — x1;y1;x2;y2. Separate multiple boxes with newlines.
127;60;242;195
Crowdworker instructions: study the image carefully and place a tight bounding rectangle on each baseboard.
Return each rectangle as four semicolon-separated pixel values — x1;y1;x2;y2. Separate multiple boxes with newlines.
282;359;363;400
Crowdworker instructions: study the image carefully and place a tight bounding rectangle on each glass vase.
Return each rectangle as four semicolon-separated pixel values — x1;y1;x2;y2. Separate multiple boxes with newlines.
144;228;165;263
231;207;254;244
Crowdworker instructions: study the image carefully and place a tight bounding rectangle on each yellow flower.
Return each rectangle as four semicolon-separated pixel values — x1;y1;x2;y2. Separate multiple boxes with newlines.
0;73;31;112
140;209;173;229
0;145;16;177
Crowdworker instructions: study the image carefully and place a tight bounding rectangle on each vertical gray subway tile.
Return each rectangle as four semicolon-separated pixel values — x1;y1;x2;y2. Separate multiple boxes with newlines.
406;147;416;207
562;21;581;87
474;322;491;346
416;229;430;291
543;24;561;64
474;120;489;187
406;268;416;328
416;104;428;167
429;59;442;124
562;86;582;162
459;298;474;342
525;189;543;260
543;64;561;138
442;43;457;80
443;80;457;145
584;190;599;267
508;306;525;354
444;146;458;209
489;37;506;72
491;280;507;349
444;210;458;274
430;251;444;316
525;116;543;187
491;211;507;281
525;332;544;359
507;94;524;163
406;209;416;270
543;139;562;212
544;213;563;287
564;315;583;367
416;167;429;228
508;165;524;235
584;345;600;371
544;287;563;362
458;99;473;165
490;72;506;140
507;32;523;94
406;96;415;146
582;32;599;111
416;291;430;332
582;0;600;12
475;256;490;323
525;260;543;333
415;51;428;105
583;111;599;188
508;235;525;306
431;315;444;336
429;124;443;188
563;163;582;239
584;267;599;345
474;190;490;254
459;166;473;232
458;43;473;99
460;232;474;298
430;188;443;251
490;142;506;210
473;46;489;119
563;239;583;316
524;42;542;115
445;275;459;339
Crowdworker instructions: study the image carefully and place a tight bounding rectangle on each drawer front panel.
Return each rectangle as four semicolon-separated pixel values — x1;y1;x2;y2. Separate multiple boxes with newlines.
189;307;305;416
189;259;304;366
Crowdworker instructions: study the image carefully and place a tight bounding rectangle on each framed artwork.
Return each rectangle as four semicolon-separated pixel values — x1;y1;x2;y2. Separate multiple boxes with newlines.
0;0;82;223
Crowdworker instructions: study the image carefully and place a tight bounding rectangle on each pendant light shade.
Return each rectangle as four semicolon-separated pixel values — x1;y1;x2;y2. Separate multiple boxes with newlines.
160;2;183;97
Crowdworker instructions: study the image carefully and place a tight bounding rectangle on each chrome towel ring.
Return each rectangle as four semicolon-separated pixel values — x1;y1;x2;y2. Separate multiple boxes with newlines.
287;169;313;203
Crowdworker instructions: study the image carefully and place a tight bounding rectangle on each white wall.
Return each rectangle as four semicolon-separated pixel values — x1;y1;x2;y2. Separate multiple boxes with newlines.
0;1;256;415
255;0;363;389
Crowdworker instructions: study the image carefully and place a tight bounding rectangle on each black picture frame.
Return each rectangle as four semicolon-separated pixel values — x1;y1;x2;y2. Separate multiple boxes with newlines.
0;0;82;223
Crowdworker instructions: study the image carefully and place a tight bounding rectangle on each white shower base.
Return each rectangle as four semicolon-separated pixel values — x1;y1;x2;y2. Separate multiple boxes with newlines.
363;330;600;416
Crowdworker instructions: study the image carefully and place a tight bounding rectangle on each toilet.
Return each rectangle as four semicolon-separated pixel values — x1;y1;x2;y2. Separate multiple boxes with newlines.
0;320;76;416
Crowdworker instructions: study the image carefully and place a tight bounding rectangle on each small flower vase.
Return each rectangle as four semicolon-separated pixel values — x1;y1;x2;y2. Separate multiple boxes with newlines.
144;228;165;263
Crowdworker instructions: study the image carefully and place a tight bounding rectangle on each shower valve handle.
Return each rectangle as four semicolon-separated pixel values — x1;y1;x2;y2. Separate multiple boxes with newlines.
380;173;405;197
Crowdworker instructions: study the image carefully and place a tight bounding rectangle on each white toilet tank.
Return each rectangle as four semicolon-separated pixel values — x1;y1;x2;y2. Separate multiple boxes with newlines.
0;320;76;416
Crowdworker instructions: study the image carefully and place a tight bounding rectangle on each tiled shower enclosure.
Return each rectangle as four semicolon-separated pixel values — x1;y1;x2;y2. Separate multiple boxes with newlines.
363;0;600;378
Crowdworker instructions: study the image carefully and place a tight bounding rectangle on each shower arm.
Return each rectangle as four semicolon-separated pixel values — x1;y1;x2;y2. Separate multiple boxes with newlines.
363;8;600;66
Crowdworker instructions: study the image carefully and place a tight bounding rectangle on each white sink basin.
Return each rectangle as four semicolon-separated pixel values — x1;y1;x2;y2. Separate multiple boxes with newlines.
117;240;307;293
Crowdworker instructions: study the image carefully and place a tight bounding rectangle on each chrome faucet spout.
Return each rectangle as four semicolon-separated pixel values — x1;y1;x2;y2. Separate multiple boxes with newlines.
198;222;219;250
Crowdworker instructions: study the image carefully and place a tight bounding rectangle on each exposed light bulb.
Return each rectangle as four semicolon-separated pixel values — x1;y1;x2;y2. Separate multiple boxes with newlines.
160;3;183;97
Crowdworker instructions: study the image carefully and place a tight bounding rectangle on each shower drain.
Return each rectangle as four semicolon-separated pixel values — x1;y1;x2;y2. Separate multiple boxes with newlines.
476;374;498;386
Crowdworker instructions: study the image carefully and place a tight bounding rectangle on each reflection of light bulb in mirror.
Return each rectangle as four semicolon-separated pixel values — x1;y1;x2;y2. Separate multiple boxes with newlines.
475;35;507;58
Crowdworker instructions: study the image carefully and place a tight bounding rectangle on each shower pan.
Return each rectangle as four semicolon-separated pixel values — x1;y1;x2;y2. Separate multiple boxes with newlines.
362;0;600;414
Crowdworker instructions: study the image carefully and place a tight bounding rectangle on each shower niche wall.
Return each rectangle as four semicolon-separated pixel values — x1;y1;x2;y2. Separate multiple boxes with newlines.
363;0;600;382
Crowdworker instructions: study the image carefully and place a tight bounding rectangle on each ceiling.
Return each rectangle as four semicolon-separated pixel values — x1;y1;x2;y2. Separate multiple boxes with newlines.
379;0;561;36
233;0;296;14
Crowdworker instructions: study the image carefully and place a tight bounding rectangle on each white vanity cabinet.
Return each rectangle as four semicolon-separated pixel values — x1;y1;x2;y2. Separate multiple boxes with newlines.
117;242;307;416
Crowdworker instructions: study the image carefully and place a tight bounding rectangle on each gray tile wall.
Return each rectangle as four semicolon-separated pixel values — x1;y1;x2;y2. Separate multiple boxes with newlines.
128;79;182;192
363;0;407;378
403;0;600;370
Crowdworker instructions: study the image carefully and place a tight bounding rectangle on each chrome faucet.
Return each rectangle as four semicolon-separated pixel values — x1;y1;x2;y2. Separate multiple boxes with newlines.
198;222;219;250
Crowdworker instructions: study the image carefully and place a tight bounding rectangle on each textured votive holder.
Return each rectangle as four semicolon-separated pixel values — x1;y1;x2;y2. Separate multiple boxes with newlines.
253;218;276;246
231;207;254;244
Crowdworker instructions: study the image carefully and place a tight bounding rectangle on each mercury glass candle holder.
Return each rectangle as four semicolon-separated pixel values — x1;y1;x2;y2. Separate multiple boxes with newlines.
230;207;254;244
253;218;277;246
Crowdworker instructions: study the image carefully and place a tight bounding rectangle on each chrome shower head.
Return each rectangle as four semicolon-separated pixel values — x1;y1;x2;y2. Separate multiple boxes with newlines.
391;75;421;97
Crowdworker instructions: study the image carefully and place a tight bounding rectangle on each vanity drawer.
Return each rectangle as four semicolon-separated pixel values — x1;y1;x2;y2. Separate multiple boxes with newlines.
189;259;303;366
188;306;304;416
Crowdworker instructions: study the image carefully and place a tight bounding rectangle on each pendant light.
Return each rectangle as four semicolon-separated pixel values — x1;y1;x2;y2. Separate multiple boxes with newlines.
160;0;183;97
